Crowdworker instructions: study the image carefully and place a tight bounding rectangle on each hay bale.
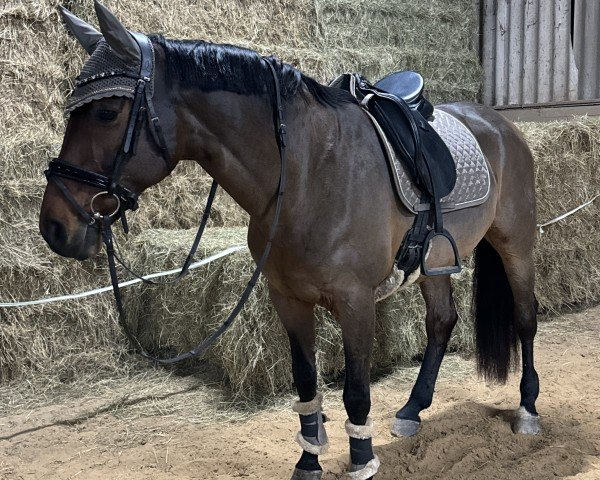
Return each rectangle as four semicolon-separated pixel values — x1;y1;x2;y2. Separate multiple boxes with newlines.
3;117;598;397
124;228;474;398
313;0;482;103
0;0;480;394
2;0;597;401
517;118;600;313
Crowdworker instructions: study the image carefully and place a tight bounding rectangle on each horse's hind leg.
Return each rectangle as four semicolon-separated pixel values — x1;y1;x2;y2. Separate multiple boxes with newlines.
483;233;541;435
269;288;327;480
392;275;458;437
507;255;540;434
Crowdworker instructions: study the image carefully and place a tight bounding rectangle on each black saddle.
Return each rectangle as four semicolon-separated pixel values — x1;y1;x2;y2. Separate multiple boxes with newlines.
375;70;434;119
330;71;461;277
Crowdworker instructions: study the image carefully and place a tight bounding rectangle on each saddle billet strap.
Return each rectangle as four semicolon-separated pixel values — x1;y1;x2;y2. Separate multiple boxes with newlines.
103;56;287;365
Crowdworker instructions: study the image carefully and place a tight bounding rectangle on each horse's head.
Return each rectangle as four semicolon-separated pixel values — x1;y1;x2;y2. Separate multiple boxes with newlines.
40;1;172;260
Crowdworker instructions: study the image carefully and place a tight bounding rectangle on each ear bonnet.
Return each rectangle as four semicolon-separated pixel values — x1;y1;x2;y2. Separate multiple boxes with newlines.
59;2;154;112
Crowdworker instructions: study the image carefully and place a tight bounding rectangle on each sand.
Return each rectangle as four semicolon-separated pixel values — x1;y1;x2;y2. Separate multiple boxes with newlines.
1;306;600;479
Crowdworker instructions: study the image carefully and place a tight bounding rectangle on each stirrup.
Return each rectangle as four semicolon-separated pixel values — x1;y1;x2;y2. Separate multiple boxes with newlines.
421;229;462;276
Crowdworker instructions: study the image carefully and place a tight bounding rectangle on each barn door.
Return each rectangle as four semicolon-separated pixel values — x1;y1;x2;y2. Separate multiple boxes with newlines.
481;0;600;111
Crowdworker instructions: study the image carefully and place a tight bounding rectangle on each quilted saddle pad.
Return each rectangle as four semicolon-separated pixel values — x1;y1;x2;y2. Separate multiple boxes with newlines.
366;108;491;213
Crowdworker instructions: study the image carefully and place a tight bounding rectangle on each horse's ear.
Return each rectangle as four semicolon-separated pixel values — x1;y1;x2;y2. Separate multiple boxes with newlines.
58;5;102;54
94;0;140;67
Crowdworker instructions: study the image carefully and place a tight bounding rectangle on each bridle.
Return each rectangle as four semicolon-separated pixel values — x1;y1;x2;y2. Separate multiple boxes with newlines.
45;33;288;365
45;32;169;232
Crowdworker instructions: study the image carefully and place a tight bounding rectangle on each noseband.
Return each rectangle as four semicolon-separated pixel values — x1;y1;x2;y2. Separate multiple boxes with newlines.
45;32;169;231
45;33;288;365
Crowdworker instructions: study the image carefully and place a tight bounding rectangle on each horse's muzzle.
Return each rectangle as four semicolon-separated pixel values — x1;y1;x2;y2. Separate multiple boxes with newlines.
39;217;101;260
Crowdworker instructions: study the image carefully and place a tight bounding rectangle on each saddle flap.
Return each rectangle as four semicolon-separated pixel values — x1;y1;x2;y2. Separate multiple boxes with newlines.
366;94;456;198
412;110;457;198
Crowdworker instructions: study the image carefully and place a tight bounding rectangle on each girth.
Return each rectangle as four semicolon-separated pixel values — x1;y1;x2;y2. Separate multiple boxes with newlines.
332;72;462;277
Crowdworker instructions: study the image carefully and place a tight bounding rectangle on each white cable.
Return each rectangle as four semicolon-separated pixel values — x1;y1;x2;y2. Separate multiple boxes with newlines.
0;245;247;308
537;194;599;234
4;194;595;306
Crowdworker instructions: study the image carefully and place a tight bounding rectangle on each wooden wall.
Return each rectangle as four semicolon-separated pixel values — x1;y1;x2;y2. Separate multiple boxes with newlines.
481;0;600;108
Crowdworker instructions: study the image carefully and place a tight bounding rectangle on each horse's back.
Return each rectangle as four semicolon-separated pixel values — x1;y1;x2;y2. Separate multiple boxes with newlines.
436;102;534;181
435;102;537;251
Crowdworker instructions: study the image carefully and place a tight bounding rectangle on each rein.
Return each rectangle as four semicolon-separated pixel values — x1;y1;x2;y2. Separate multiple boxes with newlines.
45;33;287;365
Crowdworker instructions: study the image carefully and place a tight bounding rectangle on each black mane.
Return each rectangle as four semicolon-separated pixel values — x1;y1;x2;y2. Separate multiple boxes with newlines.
152;36;354;108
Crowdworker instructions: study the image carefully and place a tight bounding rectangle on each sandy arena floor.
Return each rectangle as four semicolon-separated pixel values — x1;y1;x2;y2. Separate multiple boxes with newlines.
1;306;600;479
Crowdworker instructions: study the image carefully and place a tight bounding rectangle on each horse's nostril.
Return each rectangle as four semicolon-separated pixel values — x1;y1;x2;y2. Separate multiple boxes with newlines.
47;220;68;245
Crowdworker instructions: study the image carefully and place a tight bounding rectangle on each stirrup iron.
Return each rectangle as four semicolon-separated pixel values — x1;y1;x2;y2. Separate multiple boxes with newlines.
421;228;461;276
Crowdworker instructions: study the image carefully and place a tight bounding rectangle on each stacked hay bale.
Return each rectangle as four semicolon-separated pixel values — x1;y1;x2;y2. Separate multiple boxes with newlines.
123;229;475;398
2;0;597;398
120;118;600;398
520;119;600;312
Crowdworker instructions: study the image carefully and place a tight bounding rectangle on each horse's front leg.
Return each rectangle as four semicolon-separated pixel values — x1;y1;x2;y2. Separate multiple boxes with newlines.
269;288;327;480
334;285;380;480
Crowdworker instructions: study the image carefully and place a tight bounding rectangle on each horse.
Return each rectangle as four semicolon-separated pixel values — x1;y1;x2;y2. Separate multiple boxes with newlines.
39;2;540;479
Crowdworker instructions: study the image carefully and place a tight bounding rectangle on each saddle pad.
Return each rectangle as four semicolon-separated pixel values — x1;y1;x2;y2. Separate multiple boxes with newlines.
368;108;491;213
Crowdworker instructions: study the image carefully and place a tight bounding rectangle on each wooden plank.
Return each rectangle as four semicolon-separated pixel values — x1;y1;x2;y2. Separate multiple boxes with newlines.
508;0;525;105
552;0;570;101
494;0;510;105
537;0;555;103
581;1;600;99
481;0;497;105
572;0;585;77
522;0;540;104
566;1;579;101
496;103;600;122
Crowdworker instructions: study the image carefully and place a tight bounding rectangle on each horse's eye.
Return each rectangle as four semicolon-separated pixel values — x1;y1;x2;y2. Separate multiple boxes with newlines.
97;109;118;122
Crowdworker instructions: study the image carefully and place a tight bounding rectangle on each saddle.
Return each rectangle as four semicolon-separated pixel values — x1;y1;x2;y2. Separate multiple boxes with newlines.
330;71;462;277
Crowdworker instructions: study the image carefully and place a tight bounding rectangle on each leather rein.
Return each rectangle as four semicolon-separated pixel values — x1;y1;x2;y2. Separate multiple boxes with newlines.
45;33;288;365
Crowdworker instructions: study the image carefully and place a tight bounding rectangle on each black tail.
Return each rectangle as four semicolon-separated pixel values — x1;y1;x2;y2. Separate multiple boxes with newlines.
473;238;518;383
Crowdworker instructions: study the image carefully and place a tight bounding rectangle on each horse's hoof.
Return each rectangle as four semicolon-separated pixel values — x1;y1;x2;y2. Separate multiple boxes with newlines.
348;455;380;480
290;468;323;480
512;406;541;435
391;417;421;437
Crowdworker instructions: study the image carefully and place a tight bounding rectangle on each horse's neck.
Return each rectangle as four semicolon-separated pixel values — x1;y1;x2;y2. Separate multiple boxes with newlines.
174;90;336;219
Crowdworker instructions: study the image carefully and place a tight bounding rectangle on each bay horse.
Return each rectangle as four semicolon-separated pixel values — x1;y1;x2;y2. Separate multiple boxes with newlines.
39;2;540;478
